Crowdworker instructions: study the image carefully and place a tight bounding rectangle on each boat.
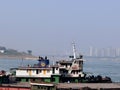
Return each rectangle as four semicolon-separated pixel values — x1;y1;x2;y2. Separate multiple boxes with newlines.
0;44;113;90
15;43;85;83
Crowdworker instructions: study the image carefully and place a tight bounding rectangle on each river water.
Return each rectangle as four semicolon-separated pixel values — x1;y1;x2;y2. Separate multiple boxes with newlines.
84;57;120;82
0;57;120;82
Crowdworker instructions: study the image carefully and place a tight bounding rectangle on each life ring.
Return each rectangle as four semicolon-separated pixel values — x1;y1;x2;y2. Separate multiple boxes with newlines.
41;62;46;67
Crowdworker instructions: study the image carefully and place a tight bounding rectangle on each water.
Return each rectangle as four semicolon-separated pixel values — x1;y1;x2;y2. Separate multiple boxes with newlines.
0;58;120;82
0;59;38;71
84;58;120;82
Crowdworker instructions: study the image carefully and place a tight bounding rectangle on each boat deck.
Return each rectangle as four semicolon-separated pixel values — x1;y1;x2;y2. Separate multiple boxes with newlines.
57;83;120;90
0;82;30;88
1;82;120;90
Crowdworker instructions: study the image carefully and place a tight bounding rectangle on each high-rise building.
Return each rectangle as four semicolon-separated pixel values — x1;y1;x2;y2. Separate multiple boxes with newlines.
89;46;93;56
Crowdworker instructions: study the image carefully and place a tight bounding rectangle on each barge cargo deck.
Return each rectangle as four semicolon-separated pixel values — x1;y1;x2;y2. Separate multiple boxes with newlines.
56;83;120;90
1;83;120;90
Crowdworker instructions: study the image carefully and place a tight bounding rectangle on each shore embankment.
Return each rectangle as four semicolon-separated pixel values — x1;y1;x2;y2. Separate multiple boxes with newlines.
0;55;38;60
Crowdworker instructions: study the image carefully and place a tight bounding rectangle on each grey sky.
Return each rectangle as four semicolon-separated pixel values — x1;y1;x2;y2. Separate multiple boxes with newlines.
0;0;120;55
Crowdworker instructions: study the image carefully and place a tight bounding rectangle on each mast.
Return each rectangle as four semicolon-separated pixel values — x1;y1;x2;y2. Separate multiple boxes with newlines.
72;42;76;59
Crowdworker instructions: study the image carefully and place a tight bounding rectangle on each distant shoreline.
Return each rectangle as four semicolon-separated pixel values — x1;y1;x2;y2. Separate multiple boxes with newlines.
0;55;38;60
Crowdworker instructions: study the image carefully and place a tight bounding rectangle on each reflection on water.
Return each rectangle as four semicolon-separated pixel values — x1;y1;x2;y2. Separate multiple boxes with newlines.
0;58;120;82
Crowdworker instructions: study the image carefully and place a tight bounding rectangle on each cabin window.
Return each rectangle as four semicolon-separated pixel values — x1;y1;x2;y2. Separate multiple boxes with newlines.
41;87;43;89
26;78;29;82
44;87;46;89
32;78;35;81
52;67;55;74
56;67;58;70
27;70;28;73
66;65;67;68
36;69;39;74
38;86;41;89
39;70;42;73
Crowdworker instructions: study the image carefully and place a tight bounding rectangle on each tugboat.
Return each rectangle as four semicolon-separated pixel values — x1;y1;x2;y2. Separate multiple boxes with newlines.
15;43;85;83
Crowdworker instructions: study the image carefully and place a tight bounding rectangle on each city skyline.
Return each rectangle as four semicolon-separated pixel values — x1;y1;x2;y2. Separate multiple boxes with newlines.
88;46;120;57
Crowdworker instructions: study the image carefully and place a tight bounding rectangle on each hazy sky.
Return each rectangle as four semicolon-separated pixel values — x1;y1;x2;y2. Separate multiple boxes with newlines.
0;0;120;55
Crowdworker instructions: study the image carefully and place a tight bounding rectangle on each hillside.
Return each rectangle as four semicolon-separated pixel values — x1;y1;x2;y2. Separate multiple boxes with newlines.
0;46;37;60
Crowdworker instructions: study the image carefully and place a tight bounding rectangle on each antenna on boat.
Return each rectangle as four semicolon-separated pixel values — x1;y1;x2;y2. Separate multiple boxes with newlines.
52;56;55;65
20;58;24;67
72;42;76;59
